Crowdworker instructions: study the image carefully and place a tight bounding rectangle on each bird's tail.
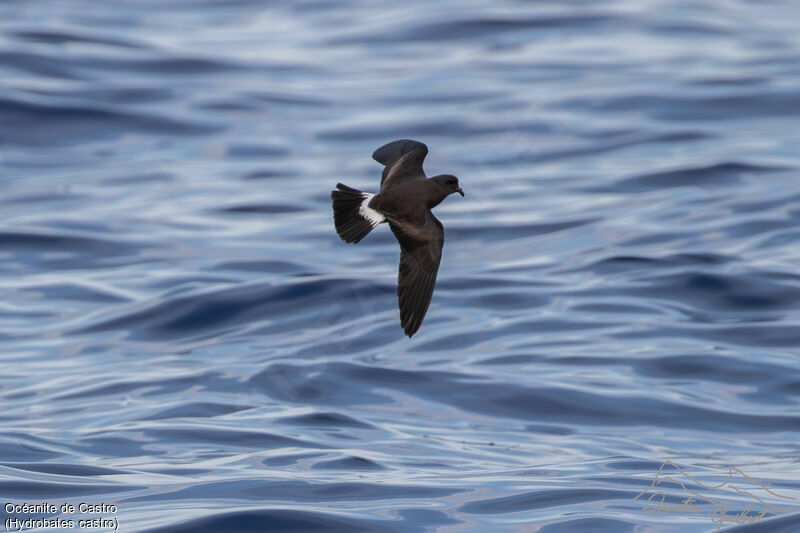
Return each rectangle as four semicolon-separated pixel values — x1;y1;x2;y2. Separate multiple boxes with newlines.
331;183;384;243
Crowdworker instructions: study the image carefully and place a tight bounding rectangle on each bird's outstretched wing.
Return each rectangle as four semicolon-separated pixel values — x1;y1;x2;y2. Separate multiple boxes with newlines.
388;212;443;337
372;139;428;187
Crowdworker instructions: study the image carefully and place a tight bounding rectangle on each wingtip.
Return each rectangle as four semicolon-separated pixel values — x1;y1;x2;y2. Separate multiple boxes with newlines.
372;139;428;165
403;320;422;337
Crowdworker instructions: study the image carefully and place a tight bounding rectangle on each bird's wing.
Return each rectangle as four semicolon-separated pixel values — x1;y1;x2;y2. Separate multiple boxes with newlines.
388;211;444;337
372;139;428;187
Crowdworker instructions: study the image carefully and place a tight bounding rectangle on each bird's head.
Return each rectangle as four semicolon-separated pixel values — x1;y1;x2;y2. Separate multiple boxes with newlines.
432;174;464;198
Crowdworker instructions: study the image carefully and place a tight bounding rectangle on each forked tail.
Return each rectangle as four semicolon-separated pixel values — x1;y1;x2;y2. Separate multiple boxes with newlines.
331;183;385;243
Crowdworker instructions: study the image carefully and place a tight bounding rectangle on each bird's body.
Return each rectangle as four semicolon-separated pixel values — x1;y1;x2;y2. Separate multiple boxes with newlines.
331;140;463;337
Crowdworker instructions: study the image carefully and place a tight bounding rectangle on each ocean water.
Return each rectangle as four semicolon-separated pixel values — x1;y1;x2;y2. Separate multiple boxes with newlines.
1;0;800;531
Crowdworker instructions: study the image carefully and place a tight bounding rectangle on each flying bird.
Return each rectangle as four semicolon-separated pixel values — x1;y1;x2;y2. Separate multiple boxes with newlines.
331;139;464;337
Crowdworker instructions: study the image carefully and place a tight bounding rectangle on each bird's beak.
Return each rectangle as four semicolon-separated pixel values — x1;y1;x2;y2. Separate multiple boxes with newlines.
456;187;464;197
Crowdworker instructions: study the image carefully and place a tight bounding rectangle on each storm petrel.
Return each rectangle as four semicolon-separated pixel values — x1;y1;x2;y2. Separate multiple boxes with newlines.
331;139;464;337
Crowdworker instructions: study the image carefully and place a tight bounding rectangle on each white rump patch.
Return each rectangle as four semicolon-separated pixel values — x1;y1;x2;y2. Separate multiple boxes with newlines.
358;193;385;226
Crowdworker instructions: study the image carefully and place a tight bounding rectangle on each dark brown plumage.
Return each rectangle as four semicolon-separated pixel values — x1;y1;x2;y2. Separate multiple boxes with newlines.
331;139;464;337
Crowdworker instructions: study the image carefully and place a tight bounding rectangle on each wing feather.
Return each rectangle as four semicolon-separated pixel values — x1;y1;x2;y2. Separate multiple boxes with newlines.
389;213;443;337
372;139;428;187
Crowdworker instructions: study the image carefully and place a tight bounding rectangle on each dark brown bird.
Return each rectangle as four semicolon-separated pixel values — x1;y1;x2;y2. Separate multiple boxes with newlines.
331;140;464;337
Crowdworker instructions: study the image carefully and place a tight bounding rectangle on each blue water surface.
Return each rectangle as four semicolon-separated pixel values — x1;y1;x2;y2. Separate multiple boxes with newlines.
1;0;800;531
